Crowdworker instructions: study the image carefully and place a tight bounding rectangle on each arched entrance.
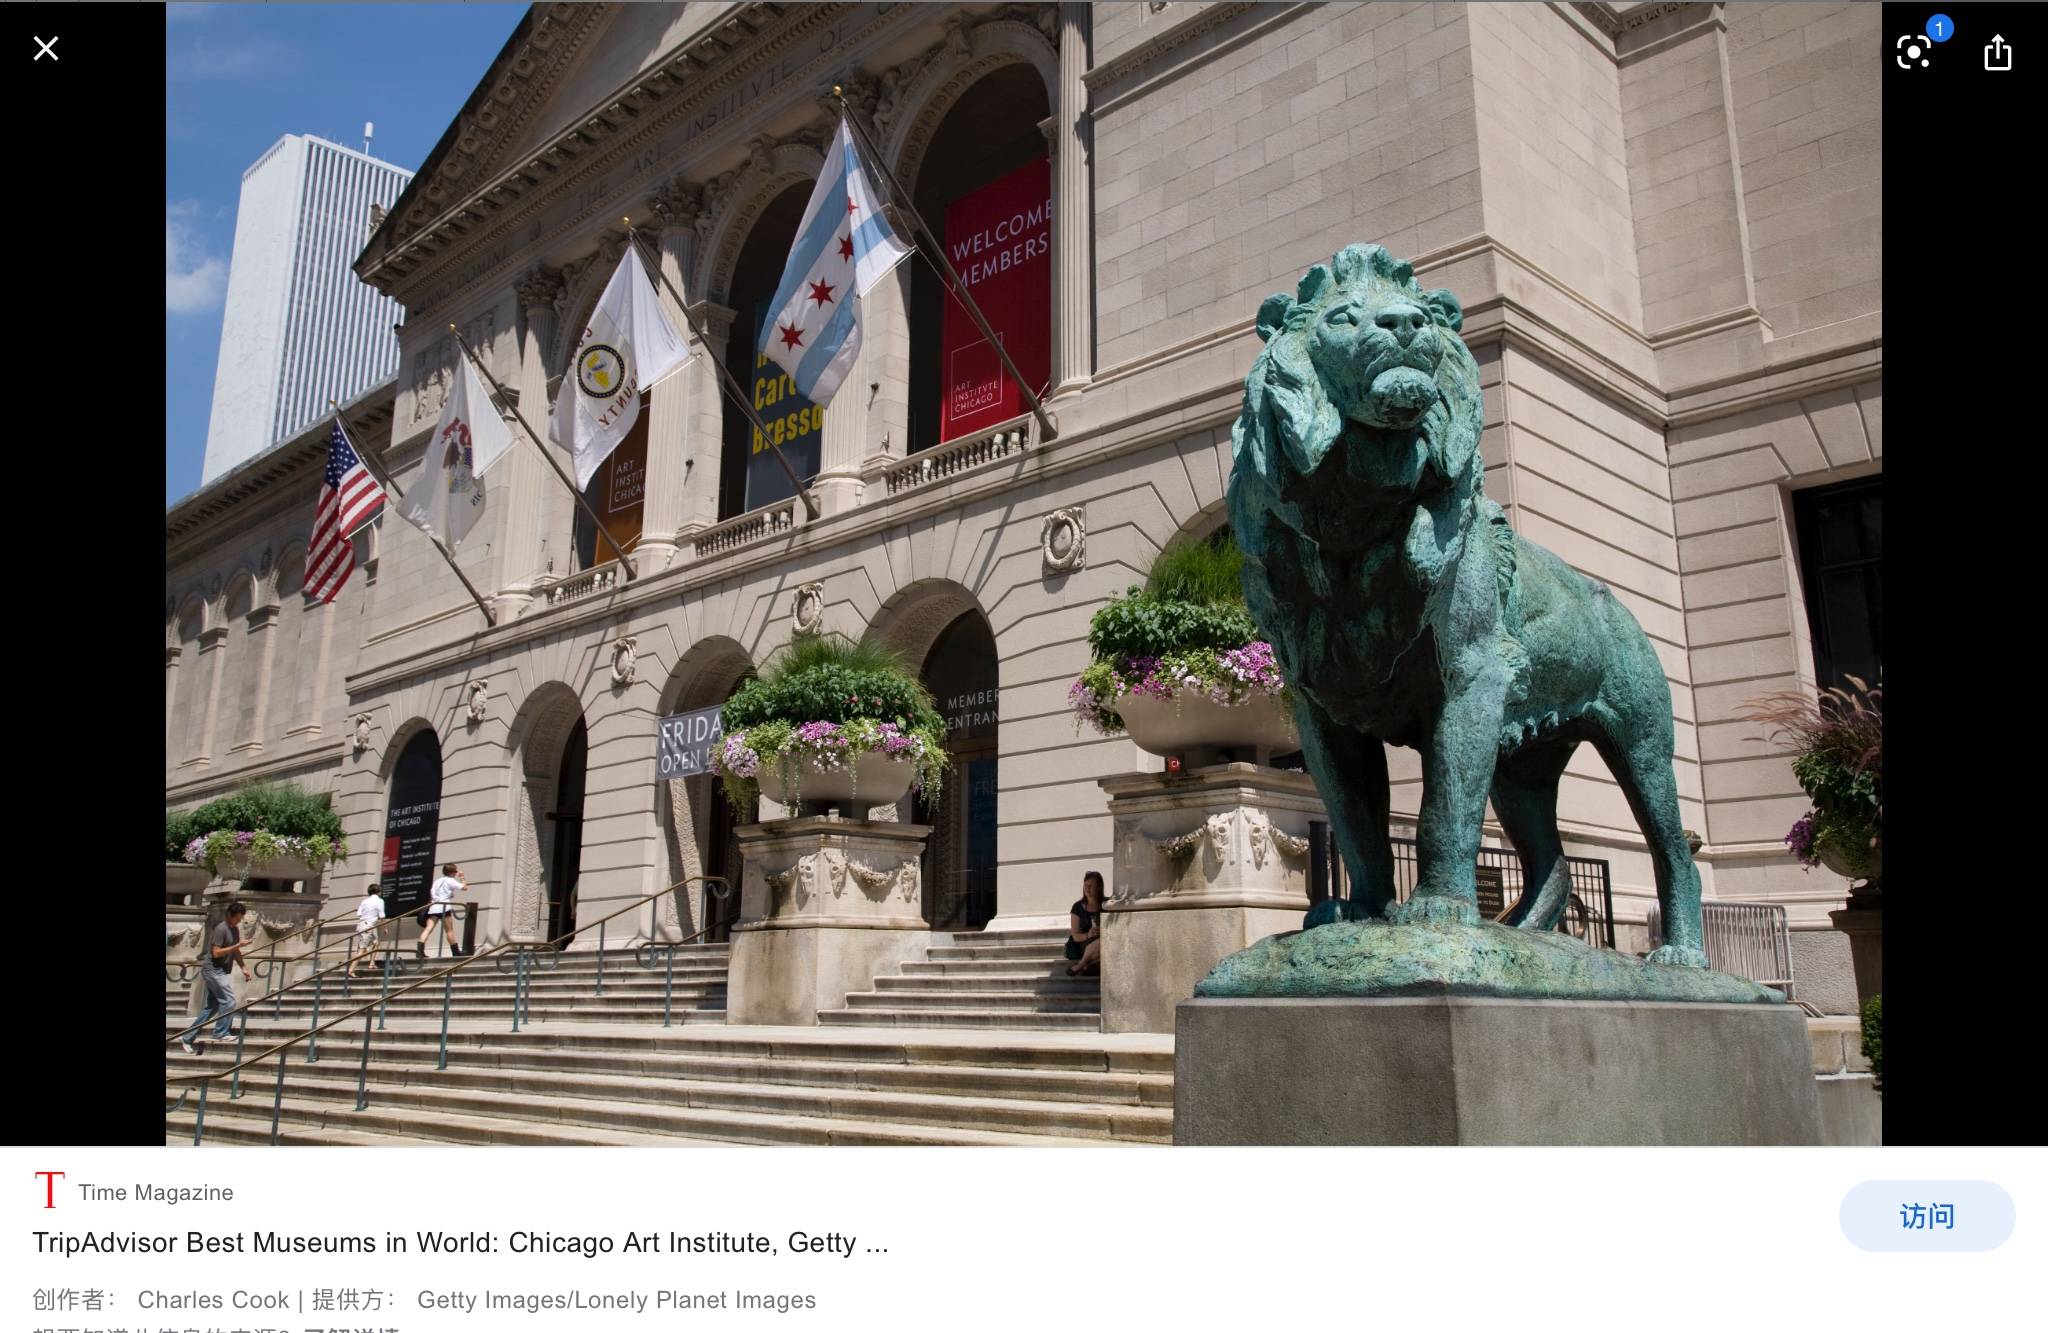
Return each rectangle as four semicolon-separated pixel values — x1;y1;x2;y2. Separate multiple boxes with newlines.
915;609;1001;931
506;685;589;945
657;636;757;941
379;727;444;919
546;717;588;945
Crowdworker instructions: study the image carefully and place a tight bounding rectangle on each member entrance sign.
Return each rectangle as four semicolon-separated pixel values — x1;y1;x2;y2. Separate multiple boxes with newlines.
657;705;726;779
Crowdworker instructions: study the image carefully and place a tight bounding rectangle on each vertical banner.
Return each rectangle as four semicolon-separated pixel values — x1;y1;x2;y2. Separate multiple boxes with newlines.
745;301;825;509
380;731;443;917
940;156;1051;443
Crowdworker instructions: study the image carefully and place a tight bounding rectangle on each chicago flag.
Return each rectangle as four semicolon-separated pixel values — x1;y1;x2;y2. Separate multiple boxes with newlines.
760;117;912;407
398;353;512;552
553;243;691;490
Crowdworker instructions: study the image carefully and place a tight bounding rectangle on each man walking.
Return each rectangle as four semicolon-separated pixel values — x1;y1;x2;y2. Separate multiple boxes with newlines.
420;863;469;958
180;901;253;1054
349;882;388;978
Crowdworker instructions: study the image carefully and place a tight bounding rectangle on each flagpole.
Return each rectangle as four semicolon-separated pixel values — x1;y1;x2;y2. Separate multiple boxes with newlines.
831;90;1058;444
448;324;640;582
620;219;821;523
329;404;497;627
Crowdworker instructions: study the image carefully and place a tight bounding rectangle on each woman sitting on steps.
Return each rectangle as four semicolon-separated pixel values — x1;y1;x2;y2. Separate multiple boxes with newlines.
1066;871;1104;977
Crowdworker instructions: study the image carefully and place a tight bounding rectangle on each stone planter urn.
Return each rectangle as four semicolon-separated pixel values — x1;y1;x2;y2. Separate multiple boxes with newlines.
1823;829;1881;1007
1817;833;1881;886
211;851;319;884
165;863;211;904
756;753;915;813
1118;689;1297;767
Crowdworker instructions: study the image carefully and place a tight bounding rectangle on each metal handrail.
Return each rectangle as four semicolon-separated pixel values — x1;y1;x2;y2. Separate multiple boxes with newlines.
163;901;488;1048
166;876;728;1143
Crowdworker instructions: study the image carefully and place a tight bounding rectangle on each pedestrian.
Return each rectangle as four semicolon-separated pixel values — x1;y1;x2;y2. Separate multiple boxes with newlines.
420;863;469;958
179;901;252;1054
1066;871;1105;976
350;882;388;978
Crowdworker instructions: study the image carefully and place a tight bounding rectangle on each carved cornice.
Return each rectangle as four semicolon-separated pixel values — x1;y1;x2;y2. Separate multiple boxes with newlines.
1082;1;1261;100
1573;2;1699;38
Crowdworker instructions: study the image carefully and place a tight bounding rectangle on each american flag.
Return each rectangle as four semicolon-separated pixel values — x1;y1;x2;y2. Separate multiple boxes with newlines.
305;420;385;603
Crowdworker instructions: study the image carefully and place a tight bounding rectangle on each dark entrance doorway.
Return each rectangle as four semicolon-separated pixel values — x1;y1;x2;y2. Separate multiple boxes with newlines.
702;781;751;943
380;730;443;918
1792;476;1881;690
914;610;999;931
545;717;588;946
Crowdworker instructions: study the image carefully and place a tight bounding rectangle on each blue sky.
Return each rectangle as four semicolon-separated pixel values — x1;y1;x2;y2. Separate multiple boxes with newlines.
166;2;526;503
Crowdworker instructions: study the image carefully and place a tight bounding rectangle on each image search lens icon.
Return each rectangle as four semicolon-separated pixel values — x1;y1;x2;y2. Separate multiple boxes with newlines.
1896;33;1931;68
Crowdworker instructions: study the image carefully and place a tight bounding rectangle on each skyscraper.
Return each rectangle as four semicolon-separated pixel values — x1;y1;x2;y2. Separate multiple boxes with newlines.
200;134;412;484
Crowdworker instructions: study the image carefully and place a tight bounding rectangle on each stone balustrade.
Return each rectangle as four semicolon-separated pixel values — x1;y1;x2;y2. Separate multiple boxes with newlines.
886;415;1034;496
692;499;799;560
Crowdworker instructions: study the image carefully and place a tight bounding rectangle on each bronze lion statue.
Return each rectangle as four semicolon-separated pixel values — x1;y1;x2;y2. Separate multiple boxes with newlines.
1226;243;1707;968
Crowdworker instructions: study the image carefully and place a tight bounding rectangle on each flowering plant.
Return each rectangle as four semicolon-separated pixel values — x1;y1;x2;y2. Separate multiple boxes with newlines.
712;634;949;809
184;829;347;876
1069;531;1292;736
173;781;349;877
1739;675;1881;881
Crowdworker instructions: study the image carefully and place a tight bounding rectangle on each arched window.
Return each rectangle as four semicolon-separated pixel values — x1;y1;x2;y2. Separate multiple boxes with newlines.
719;182;820;520
170;604;206;768
269;548;308;744
908;65;1052;453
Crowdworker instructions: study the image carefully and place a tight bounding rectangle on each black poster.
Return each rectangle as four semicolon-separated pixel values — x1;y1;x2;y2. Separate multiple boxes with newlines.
380;730;443;916
743;299;824;510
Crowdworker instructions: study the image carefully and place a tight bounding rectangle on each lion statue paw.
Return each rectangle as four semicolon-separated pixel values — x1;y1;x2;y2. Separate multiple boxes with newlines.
1646;944;1710;969
1387;894;1482;928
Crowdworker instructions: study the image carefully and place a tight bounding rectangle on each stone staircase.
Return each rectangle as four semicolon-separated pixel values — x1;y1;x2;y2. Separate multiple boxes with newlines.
163;935;1165;1147
821;928;1103;1030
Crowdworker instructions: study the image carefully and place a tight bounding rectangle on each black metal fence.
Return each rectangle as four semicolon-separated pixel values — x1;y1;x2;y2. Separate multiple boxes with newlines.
1305;824;1617;949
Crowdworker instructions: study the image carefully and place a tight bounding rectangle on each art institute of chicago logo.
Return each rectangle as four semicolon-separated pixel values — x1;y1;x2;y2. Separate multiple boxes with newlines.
577;343;628;398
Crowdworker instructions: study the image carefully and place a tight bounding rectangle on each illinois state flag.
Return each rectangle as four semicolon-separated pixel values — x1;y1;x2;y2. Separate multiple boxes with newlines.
398;353;511;552
554;244;691;490
760;117;912;407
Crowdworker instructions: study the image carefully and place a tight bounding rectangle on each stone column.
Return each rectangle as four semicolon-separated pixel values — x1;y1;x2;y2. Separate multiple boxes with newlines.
165;643;182;763
499;266;564;615
726;814;934;1025
639;182;708;566
857;262;913;497
232;604;280;755
683;302;734;528
1097;763;1320;1033
192;625;230;771
1050;1;1094;397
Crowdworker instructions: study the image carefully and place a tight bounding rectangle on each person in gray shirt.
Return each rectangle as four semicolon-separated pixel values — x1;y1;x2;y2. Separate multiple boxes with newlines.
179;901;253;1053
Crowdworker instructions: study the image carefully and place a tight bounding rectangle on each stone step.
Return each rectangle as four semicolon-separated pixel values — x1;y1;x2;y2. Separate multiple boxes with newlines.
941;928;1070;945
872;973;1098;996
167;1019;1174;1074
163;1082;1126;1148
843;989;1099;1013
818;1009;1104;1031
900;958;1076;977
169;979;731;1010
924;943;1073;962
169;1005;730;1031
163;1056;1170;1143
166;1038;1171;1109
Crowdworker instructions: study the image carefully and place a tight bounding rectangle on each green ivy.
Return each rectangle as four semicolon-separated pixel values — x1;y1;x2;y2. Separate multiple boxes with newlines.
1860;994;1882;1094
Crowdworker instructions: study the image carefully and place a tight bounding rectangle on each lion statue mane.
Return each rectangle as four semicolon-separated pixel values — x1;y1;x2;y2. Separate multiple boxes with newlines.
1226;243;1707;967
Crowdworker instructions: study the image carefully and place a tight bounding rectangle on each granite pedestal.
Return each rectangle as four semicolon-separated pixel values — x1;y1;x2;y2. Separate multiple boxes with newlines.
1174;995;1823;1144
727;813;933;1026
1097;764;1320;1033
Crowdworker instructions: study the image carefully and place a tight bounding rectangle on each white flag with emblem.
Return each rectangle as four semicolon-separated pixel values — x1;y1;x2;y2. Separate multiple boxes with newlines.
552;244;692;490
398;353;511;552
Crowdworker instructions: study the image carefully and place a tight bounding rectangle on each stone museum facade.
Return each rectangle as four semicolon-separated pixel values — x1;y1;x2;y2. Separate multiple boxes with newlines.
165;3;1882;1013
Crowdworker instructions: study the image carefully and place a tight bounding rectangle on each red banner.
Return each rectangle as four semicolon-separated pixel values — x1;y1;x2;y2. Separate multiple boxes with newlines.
940;157;1051;443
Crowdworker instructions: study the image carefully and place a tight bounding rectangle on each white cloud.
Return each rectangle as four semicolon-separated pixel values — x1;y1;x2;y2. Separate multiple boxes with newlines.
164;4;218;24
166;201;228;314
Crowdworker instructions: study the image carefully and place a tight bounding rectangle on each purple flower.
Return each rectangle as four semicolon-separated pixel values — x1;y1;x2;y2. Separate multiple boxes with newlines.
1785;813;1817;870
